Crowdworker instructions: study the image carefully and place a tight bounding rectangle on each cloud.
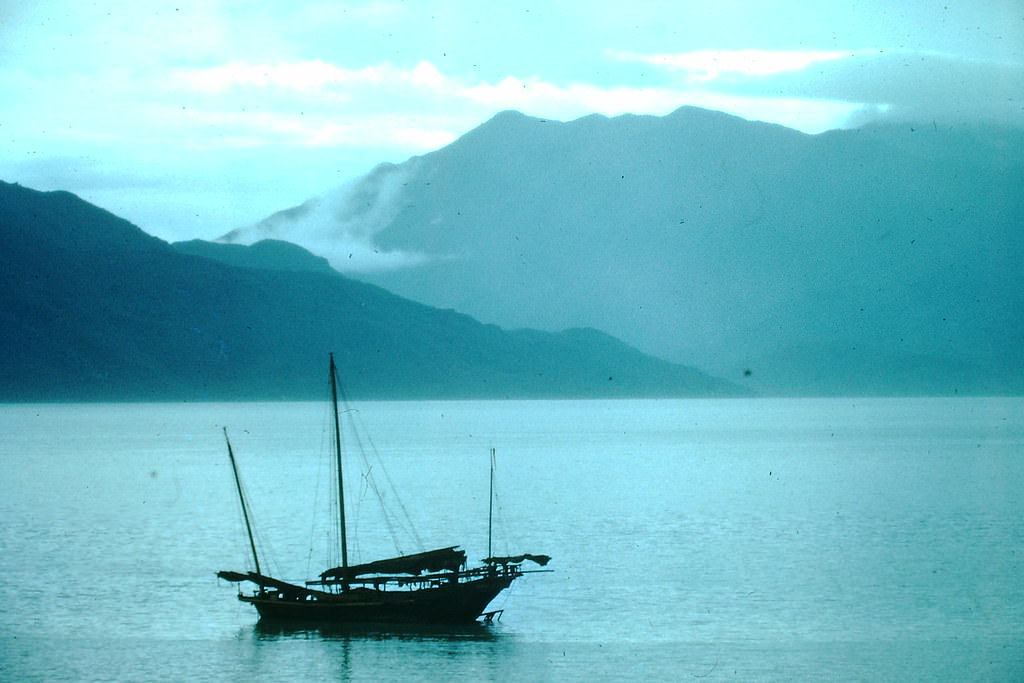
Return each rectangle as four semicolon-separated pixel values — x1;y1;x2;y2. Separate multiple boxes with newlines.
457;77;674;115
787;52;1024;127
172;59;457;98
606;48;867;82
0;50;869;241
188;55;867;145
167;55;868;141
611;48;1024;128
8;24;1018;246
174;59;400;93
222;161;436;272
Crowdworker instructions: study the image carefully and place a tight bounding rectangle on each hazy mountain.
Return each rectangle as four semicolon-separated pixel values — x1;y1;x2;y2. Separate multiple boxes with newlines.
0;180;740;401
224;107;1024;395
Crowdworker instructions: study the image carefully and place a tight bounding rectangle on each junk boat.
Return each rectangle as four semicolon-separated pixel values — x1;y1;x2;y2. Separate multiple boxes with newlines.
217;353;549;623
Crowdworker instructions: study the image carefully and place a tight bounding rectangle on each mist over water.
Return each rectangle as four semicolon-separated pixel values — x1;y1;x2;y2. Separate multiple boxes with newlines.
1;397;1021;681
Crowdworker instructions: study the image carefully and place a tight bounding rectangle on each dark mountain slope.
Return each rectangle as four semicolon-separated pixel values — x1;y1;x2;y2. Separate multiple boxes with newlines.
0;181;740;400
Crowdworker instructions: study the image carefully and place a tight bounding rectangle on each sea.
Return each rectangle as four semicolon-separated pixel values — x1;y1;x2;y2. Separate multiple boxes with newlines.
0;397;1021;682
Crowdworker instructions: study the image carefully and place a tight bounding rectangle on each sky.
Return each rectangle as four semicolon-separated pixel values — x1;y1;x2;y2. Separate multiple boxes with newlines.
2;1;1021;242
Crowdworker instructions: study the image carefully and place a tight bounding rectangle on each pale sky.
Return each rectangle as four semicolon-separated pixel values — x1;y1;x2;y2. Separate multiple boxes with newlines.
2;1;1021;241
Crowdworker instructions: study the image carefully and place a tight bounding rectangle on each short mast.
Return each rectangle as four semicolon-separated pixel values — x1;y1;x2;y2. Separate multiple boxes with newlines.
329;353;349;575
223;428;261;576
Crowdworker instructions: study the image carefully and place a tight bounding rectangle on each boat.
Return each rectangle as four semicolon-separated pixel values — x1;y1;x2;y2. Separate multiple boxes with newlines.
217;353;550;624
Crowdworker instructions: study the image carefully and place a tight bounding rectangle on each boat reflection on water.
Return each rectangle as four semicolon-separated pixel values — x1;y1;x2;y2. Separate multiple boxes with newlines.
251;618;504;642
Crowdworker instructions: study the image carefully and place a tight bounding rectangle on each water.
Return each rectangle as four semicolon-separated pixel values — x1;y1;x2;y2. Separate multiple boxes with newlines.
1;398;1021;681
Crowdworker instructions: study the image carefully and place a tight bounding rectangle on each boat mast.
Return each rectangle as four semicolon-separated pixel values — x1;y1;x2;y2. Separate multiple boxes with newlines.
488;448;495;559
328;353;349;575
223;428;261;576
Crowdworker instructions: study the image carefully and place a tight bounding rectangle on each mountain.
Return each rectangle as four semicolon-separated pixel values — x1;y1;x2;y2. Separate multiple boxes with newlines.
0;180;741;401
224;107;1024;395
173;238;340;276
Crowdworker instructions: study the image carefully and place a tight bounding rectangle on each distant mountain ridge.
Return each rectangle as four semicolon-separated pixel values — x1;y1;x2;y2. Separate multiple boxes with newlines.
0;180;740;401
173;238;338;276
224;106;1024;395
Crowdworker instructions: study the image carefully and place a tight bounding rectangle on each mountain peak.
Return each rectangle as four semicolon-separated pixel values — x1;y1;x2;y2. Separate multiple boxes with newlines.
219;108;1020;395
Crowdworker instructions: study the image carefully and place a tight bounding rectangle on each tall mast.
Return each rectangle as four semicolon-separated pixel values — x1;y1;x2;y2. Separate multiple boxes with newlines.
223;428;261;576
329;353;349;575
488;448;495;559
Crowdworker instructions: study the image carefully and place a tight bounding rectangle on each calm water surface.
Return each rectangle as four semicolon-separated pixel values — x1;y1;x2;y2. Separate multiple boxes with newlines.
1;398;1021;681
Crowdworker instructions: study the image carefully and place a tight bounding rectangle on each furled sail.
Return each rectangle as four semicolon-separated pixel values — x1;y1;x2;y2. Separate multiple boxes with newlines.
319;546;467;581
217;571;335;599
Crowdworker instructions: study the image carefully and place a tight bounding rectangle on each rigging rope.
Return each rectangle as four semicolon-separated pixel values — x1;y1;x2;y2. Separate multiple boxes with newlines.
330;371;425;562
307;404;332;578
490;451;513;558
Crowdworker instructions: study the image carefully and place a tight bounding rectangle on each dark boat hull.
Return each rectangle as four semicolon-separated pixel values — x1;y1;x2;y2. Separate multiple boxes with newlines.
242;574;515;624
